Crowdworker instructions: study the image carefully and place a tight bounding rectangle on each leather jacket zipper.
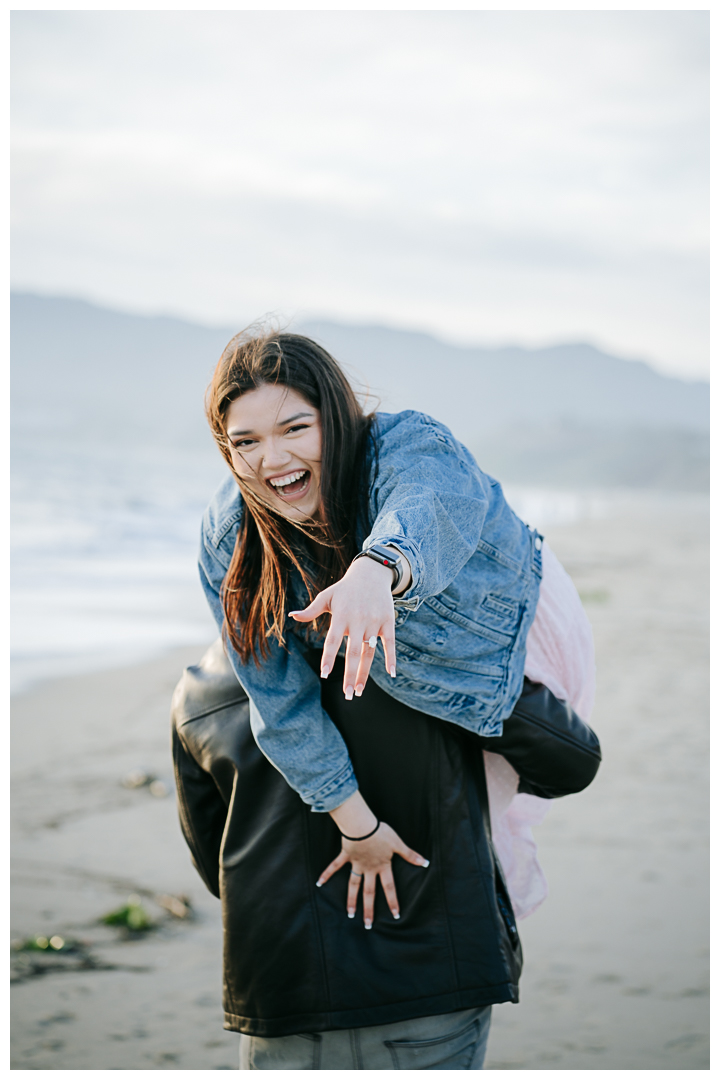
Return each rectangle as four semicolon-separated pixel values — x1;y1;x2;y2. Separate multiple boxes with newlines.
496;891;519;947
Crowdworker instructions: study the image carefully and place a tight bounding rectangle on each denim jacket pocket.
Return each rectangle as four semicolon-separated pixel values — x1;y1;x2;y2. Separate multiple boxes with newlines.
424;595;515;647
384;667;504;724
482;594;519;619
396;641;506;679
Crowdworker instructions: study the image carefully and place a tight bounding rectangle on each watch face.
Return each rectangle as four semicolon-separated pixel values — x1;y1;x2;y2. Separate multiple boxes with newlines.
372;549;397;569
372;545;399;565
365;545;401;589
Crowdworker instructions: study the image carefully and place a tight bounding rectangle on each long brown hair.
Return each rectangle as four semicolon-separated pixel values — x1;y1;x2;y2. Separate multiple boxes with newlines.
205;327;376;664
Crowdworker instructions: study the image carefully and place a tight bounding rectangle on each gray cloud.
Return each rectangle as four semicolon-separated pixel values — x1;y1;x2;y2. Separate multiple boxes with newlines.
10;10;709;376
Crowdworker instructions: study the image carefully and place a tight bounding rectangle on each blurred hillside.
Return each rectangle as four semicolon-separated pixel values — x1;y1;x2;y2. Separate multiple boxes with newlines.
302;321;709;491
12;293;708;490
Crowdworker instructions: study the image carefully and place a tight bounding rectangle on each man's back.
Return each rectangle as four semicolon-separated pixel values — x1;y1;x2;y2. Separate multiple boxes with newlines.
172;640;522;1037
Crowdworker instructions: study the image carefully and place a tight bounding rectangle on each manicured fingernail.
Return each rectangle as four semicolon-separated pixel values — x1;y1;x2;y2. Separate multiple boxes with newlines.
364;920;372;930
348;910;355;919
393;912;400;920
345;687;354;701
321;666;329;679
390;666;396;678
421;859;430;868
288;611;299;617
354;685;363;697
316;880;323;887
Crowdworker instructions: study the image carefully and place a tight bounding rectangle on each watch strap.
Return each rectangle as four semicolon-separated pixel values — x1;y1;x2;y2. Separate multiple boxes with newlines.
351;544;403;591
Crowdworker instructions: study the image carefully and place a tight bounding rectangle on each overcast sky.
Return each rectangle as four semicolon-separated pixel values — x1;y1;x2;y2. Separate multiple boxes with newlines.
11;10;709;378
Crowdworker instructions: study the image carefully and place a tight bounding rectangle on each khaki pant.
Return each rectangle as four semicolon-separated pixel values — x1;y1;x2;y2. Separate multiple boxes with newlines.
240;1005;492;1070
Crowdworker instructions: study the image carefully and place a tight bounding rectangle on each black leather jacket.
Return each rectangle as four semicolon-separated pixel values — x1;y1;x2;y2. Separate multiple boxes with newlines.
171;641;601;1037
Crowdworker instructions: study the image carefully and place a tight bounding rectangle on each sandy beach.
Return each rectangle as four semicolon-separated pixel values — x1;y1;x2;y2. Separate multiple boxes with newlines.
10;492;709;1070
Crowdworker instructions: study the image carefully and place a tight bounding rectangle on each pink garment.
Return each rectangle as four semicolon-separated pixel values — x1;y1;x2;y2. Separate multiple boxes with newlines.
484;542;596;920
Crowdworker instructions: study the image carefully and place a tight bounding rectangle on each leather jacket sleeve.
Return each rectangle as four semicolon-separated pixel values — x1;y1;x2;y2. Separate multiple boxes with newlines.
172;723;227;898
478;678;602;798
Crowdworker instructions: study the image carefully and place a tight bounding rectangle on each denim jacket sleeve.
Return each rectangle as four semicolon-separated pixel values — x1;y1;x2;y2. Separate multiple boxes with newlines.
363;412;490;605
198;515;359;813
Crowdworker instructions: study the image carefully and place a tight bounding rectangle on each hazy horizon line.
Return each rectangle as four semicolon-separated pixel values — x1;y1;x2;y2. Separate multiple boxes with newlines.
11;287;709;386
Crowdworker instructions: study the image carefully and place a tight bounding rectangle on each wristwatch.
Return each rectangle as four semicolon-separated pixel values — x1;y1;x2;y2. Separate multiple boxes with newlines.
351;544;404;592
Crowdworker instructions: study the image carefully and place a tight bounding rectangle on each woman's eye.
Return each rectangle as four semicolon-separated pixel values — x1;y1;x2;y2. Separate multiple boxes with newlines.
286;424;309;434
232;440;255;449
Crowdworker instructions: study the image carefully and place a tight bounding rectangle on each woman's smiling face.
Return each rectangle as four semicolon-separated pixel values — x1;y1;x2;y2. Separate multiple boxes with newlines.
225;383;322;522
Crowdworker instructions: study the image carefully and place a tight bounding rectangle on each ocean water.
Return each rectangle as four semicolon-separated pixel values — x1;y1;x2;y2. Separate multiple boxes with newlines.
11;439;226;693
11;437;613;695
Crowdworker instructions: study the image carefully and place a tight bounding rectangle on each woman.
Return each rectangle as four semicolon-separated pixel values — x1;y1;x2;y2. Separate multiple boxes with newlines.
192;327;600;1066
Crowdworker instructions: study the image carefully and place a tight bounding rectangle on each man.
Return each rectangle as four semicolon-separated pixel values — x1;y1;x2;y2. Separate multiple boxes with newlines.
172;639;600;1069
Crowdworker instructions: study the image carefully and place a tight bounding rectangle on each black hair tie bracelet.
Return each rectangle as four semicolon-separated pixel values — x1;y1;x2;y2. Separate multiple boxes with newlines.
339;819;380;842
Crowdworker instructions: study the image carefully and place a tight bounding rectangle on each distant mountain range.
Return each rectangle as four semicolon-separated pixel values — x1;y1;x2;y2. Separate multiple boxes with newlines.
300;320;709;434
11;292;709;490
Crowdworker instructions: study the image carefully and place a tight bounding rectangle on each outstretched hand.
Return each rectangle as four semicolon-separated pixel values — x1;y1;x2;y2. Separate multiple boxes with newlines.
288;556;397;698
316;823;429;928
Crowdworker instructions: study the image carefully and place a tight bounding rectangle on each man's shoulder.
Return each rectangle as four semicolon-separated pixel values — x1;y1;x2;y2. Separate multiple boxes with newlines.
202;473;244;550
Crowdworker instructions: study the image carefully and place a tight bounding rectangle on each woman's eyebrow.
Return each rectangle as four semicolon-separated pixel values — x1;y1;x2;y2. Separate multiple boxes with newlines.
277;411;314;427
228;411;314;437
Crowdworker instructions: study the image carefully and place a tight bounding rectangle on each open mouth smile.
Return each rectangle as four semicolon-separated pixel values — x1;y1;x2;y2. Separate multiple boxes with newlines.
266;470;311;501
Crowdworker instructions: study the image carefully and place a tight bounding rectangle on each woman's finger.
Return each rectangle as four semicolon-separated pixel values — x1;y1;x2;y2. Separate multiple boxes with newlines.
379;865;400;920
342;633;366;699
346;867;362;919
316;849;349;887
398;842;430;869
288;589;332;623
319;627;345;680
362;873;377;930
380;619;397;679
353;638;377;696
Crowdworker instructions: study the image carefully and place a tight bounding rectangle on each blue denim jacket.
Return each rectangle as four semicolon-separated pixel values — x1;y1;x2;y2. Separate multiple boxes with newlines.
199;410;543;812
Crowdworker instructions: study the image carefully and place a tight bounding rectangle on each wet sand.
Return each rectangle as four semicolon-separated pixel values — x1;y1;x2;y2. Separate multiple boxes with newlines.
10;492;709;1070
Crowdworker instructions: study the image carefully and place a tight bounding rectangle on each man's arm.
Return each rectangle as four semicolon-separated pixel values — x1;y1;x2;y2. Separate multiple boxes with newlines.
479;679;602;799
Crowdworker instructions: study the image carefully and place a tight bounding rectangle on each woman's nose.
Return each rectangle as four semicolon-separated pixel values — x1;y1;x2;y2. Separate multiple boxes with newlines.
262;439;291;470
